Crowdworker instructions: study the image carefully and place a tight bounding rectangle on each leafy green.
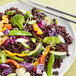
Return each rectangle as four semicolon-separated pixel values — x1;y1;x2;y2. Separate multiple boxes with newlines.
11;14;25;30
6;11;16;15
43;36;61;46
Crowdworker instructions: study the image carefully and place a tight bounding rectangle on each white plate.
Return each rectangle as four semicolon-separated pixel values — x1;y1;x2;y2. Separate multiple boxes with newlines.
0;2;76;76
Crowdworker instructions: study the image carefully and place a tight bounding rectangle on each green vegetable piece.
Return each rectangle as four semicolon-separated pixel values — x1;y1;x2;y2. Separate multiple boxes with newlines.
6;11;16;15
43;36;61;46
47;54;54;76
24;11;33;20
0;51;24;62
21;50;29;54
27;20;36;25
0;53;6;63
7;73;16;76
31;38;36;43
28;42;42;56
11;14;25;30
44;16;53;25
10;30;32;36
21;42;30;48
50;51;67;59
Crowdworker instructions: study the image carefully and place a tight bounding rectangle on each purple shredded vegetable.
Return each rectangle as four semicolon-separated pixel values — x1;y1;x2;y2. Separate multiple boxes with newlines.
2;68;12;76
3;29;10;35
21;61;34;71
48;28;58;36
38;20;47;28
0;64;10;68
36;64;44;74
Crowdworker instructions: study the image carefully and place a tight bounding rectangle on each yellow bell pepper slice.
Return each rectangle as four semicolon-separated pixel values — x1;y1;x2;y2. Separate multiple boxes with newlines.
33;23;43;35
2;27;7;32
0;36;9;45
37;28;43;35
5;50;28;57
2;15;9;24
0;21;3;32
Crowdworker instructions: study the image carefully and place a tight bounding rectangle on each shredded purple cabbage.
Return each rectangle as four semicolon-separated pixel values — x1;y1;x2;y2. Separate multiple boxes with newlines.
36;64;44;74
0;64;10;68
48;28;58;36
2;68;12;76
38;20;47;28
3;29;10;35
21;61;34;71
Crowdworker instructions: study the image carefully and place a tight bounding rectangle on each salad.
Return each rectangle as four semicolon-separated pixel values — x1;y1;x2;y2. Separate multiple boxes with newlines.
0;7;73;76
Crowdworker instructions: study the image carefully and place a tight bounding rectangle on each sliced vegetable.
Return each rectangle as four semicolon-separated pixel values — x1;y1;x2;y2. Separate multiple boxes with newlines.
43;36;61;46
1;51;24;62
44;16;53;25
3;24;11;30
21;61;34;71
28;42;42;56
38;20;47;28
10;30;32;36
36;64;44;74
0;21;3;32
3;29;10;35
5;50;27;57
1;54;6;63
2;15;9;24
58;35;65;43
48;28;58;36
42;45;50;57
2;68;12;76
6;11;16;15
50;51;67;59
16;67;26;76
11;14;25;30
2;27;7;32
33;23;43;35
21;50;29;54
5;59;20;69
47;54;54;76
0;64;10;68
0;32;4;36
24;11;33;20
31;38;36;43
7;73;16;76
27;20;36;25
21;42;30;48
0;36;9;45
42;71;47;76
16;38;28;43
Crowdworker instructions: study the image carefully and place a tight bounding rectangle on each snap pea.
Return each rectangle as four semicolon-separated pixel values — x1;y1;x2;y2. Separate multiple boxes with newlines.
47;54;54;76
9;30;32;36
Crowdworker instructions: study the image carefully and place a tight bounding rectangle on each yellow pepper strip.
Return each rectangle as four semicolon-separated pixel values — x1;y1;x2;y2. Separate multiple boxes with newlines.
0;21;3;32
33;60;39;66
33;23;43;35
2;27;7;32
2;15;9;24
5;50;28;57
0;36;9;45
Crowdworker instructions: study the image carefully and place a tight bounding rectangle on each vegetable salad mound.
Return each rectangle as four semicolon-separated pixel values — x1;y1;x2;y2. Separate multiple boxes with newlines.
0;7;73;76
